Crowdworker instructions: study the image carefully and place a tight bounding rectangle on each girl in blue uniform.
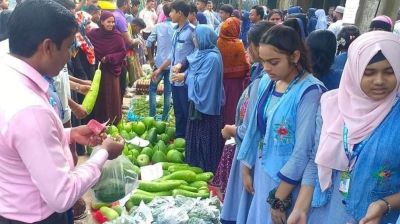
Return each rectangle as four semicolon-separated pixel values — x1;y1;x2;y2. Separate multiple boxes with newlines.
237;25;325;224
288;31;400;224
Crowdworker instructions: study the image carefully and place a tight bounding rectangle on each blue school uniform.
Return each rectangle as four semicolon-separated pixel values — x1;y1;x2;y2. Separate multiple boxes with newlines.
237;74;325;223
221;64;263;223
309;99;400;224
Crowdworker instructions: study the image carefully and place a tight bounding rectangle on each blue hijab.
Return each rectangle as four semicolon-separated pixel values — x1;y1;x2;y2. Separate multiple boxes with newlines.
196;12;208;25
240;11;251;48
307;8;317;33
186;25;225;115
296;17;306;39
288;6;302;14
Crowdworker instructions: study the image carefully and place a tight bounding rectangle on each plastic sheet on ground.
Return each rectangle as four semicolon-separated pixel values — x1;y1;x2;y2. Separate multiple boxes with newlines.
105;196;221;224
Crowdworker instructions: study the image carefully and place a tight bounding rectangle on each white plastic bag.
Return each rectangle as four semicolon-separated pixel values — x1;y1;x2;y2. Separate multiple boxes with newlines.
92;154;138;203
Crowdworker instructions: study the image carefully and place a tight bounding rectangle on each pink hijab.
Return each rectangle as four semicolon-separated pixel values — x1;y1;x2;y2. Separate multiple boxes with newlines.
315;31;400;190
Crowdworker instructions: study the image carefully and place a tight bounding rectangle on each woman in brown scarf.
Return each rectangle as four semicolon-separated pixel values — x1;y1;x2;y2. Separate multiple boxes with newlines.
87;11;127;124
217;17;250;125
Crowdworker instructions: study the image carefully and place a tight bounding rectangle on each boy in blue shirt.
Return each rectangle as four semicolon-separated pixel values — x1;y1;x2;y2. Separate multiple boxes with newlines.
151;0;195;138
146;3;174;121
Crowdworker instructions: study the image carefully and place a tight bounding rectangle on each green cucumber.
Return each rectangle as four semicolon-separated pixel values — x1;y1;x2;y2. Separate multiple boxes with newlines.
129;193;155;206
177;185;198;192
162;170;197;182
99;206;119;221
195;172;214;182
189;181;209;188
153;190;173;196
163;170;171;176
139;180;187;192
135;189;154;196
91;202;111;210
111;206;123;216
198;189;210;194
198;186;209;191
172;189;210;199
168;165;204;174
125;200;135;211
135;189;173;196
158;162;189;170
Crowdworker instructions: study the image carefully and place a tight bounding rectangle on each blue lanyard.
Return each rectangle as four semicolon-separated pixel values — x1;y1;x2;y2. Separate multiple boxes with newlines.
342;126;367;171
262;72;302;119
343;97;399;170
44;76;65;120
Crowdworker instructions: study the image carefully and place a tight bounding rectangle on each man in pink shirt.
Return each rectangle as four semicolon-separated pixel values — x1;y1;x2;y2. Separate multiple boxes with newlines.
0;0;124;223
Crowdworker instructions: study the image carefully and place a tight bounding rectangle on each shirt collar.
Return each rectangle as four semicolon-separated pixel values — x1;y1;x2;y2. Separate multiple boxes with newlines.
3;54;49;93
174;21;190;31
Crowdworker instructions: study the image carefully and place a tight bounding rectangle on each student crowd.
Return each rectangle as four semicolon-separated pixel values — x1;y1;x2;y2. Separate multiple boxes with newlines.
1;0;400;223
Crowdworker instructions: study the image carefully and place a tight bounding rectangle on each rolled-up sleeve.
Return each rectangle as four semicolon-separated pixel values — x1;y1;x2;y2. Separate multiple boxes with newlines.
278;87;321;184
9;106;108;213
145;27;157;48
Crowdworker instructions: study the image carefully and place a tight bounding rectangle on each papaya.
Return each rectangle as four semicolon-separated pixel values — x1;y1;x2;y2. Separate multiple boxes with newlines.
146;128;158;144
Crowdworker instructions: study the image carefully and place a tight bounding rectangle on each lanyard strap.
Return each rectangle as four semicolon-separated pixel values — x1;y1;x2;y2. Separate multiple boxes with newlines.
262;72;302;119
342;125;366;171
44;76;65;120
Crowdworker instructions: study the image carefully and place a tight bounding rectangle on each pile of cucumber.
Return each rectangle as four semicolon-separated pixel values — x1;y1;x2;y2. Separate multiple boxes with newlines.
125;162;214;211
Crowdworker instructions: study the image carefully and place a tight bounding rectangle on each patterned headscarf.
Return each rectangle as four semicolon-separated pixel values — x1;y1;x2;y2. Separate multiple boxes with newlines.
72;11;95;65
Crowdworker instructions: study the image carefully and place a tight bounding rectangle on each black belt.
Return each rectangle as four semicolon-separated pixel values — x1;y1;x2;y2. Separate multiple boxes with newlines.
0;213;67;224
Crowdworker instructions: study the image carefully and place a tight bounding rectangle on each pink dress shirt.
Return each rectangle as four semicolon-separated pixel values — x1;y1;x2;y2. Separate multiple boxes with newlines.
0;55;109;222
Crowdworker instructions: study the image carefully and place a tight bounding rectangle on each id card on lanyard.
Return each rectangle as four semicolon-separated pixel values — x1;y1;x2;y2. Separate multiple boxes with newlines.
339;126;367;197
